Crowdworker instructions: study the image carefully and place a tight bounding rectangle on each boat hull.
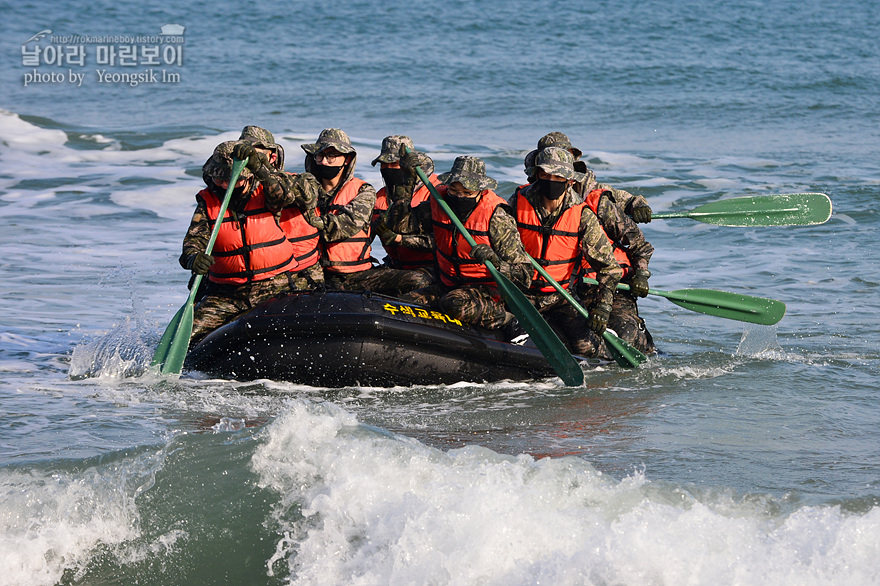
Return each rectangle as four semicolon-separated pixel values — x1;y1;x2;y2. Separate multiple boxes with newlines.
184;290;587;386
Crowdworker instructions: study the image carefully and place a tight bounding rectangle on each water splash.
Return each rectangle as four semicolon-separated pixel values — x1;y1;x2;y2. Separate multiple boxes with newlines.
735;324;788;360
68;315;154;380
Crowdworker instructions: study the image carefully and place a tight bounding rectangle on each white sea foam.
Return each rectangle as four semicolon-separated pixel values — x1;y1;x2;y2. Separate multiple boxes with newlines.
252;400;880;586
0;446;168;586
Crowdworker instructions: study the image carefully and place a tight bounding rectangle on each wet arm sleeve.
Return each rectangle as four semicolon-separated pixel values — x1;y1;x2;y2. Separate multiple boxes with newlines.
488;207;533;290
596;194;654;272
580;206;623;306
179;196;211;269
320;183;378;243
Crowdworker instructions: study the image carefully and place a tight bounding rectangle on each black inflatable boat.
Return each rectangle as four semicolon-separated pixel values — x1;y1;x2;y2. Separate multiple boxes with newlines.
184;290;594;386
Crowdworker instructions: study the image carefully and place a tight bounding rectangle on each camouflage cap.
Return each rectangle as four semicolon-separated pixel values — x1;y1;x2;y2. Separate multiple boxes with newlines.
239;125;285;170
202;140;253;182
523;149;538;175
526;147;586;182
537;131;583;160
438;156;498;192
371;135;414;166
239;125;276;149
301;128;356;156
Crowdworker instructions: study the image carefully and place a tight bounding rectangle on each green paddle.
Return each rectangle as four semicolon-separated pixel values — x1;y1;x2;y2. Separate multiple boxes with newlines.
652;193;831;227
583;277;786;325
151;158;248;375
407;152;585;386
528;260;647;368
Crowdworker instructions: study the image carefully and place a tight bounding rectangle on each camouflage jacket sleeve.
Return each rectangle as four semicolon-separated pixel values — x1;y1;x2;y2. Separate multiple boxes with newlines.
262;171;320;213
594;192;654;273
179;193;211;270
318;181;378;243
383;198;435;251
580;169;649;218
488;206;533;290
579;205;623;306
251;166;294;211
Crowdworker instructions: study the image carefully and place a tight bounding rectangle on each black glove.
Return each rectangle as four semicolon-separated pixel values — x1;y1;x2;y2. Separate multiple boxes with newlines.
629;269;651;298
588;302;612;334
187;251;215;275
470;244;500;265
631;203;652;223
232;143;268;173
399;147;433;179
376;222;397;245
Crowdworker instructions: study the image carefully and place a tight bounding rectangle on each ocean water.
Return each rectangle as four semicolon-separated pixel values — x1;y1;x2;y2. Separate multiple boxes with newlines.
1;0;879;584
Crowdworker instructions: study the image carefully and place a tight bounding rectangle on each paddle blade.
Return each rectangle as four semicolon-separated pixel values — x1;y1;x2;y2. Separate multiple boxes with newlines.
659;288;786;325
151;304;186;366
158;302;194;375
602;330;648;367
654;193;832;227
150;301;194;375
491;267;585;386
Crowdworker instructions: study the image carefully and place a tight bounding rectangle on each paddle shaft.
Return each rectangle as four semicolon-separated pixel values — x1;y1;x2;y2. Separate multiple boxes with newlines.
527;259;646;367
653;208;798;219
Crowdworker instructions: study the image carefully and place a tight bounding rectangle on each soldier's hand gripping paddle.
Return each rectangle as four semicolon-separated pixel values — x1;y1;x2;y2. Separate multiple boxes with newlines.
652;193;831;227
151;158;248;376
406;148;585;386
528;260;647;368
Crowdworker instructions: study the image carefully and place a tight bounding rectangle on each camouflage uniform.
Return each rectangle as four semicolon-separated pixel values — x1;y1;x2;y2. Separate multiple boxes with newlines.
238;126;326;288
297;128;387;291
584;192;657;354
356;135;437;296
181;141;317;345
400;156;532;330
524;131;652;222
579;190;656;355
511;147;623;359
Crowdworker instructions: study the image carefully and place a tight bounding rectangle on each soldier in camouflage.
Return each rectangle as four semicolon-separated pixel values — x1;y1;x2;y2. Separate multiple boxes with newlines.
181;140;317;345
362;135;438;296
524;131;653;223
296;128;383;290
532;162;657;355
234;126;325;290
510;147;623;358
397;154;534;335
591;196;657;355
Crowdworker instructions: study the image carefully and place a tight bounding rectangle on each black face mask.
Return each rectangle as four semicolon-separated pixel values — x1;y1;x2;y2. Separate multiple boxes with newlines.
381;167;407;190
211;179;252;208
314;164;344;181
209;181;226;198
445;193;480;220
535;178;568;200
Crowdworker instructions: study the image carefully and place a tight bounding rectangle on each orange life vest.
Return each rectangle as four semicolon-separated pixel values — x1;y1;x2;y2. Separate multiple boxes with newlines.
583;188;632;278
432;186;506;287
318;177;373;274
515;191;585;293
374;174;438;269
278;207;320;271
276;173;320;271
201;185;299;285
